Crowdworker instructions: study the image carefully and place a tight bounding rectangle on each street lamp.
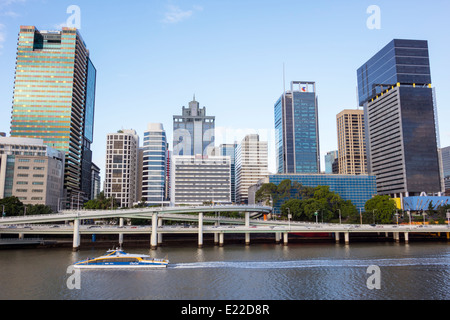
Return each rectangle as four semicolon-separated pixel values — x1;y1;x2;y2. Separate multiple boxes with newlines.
314;211;318;224
372;209;377;224
337;209;341;224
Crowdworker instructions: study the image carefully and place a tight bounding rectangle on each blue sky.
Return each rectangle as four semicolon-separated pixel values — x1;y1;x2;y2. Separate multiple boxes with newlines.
1;0;449;177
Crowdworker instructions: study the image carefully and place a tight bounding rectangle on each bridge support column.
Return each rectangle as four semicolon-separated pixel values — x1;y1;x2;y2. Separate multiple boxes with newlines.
219;233;224;247
245;212;250;246
344;232;350;245
214;222;219;245
151;213;158;250
18;233;24;240
275;233;281;244
283;232;288;246
404;232;409;244
158;218;163;245
335;232;340;243
119;218;124;247
198;213;203;248
394;232;400;242
73;219;80;252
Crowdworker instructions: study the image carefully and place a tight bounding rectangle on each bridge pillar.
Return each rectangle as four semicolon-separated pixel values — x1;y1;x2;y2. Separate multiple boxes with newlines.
394;232;400;242
219;232;224;247
214;222;219;245
18;233;24;240
344;232;350;245
283;232;288;246
73;219;80;252
335;232;340;243
151;213;158;250
119;218;124;247
158;218;163;245
404;232;409;244
275;233;281;244
198;212;203;248
245;212;250;246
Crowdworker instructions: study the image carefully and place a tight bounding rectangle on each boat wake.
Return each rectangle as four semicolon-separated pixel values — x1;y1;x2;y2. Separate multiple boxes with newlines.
169;257;450;270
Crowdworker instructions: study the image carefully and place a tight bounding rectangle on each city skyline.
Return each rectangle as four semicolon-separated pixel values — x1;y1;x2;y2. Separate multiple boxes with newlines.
1;0;449;180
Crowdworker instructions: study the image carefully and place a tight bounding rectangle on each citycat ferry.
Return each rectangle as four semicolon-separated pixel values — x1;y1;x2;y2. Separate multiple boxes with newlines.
73;249;169;269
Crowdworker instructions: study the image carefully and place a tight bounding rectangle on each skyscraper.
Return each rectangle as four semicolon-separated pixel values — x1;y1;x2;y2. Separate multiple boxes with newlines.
10;26;96;204
336;109;367;175
104;130;139;208
141;123;167;205
235;135;268;204
357;39;441;197
173;97;215;156
275;81;320;174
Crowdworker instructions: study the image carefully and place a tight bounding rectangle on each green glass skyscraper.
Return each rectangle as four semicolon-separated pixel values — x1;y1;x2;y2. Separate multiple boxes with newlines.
10;26;96;203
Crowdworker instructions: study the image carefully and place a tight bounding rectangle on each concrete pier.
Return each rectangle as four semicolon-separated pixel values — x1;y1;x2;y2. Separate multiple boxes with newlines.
158;218;163;245
245;212;250;246
335;232;340;243
344;232;350;245
119;218;124;247
404;232;409;243
283;232;288;246
219;233;224;247
73;219;80;252
198;212;203;248
151;213;158;250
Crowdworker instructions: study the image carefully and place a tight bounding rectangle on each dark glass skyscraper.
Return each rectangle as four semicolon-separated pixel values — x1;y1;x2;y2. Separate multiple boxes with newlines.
275;81;320;174
357;39;441;197
10;26;96;203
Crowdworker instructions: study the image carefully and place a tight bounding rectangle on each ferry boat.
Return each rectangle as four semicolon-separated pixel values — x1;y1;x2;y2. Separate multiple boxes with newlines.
73;249;169;269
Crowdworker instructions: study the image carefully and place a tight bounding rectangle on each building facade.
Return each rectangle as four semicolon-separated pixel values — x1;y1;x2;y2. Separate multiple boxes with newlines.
10;26;96;204
336;109;367;175
357;39;442;197
104;130;139;208
324;150;338;174
252;173;377;213
141;123;167;206
275;81;320;174
235;135;268;204
170;155;231;205
0;137;64;212
173;97;215;157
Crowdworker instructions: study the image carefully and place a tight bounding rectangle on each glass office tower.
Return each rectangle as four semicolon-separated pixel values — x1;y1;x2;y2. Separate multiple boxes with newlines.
10;26;96;203
141;123;167;206
275;81;320;174
173;97;215;156
357;39;441;197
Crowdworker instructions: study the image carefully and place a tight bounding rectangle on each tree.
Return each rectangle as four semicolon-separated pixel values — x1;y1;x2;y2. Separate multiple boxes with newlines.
0;196;25;217
364;195;397;224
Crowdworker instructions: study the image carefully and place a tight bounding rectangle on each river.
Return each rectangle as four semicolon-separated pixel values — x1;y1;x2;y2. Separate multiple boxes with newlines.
0;241;448;301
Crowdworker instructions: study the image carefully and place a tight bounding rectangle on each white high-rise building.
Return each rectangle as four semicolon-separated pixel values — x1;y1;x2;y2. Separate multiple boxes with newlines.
235;134;268;204
170;155;231;205
104;129;139;208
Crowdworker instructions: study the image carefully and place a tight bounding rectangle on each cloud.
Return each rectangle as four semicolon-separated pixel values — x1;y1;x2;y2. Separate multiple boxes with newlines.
162;4;202;24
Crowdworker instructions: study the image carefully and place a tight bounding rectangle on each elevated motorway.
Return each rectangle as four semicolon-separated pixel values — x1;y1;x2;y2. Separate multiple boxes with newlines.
0;205;272;225
1;204;449;250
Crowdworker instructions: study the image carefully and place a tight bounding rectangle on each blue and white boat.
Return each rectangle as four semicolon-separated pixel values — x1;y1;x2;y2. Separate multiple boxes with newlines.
73;249;169;269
